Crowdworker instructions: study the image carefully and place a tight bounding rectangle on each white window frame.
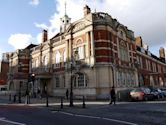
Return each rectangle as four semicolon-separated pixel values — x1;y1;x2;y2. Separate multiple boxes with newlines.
55;51;61;64
73;73;87;88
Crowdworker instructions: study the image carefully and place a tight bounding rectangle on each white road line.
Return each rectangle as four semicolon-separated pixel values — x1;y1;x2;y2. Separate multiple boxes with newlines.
0;117;5;120
56;111;138;125
59;111;74;116
51;111;58;113
103;117;138;125
75;114;100;119
0;118;26;125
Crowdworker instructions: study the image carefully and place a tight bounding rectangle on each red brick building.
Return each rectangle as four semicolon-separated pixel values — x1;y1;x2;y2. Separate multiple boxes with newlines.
136;36;166;87
7;44;37;93
0;53;9;90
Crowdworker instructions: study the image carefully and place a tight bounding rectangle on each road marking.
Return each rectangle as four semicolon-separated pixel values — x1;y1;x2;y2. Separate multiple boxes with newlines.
51;111;58;113
58;111;74;116
103;117;138;125
0;117;5;120
0;117;26;125
75;114;100;119
55;112;138;125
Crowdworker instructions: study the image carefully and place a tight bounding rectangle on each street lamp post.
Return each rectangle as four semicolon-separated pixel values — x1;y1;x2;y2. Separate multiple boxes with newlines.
69;63;73;107
18;81;22;103
69;49;78;107
18;63;22;103
26;74;31;104
31;73;36;98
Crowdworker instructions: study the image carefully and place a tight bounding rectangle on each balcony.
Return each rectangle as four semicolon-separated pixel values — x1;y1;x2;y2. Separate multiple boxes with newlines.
32;67;52;74
52;62;66;69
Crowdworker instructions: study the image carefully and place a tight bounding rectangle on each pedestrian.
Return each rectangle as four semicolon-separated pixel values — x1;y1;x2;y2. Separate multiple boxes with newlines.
109;86;116;105
66;89;69;100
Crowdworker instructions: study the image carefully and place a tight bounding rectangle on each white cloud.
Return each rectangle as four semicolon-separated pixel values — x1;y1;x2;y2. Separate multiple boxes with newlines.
5;0;165;57
29;0;40;6
34;0;166;56
8;34;34;50
36;33;42;44
35;23;48;30
35;0;85;39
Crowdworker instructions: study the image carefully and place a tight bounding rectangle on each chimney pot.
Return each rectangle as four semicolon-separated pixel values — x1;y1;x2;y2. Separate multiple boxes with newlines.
84;5;91;17
42;29;48;43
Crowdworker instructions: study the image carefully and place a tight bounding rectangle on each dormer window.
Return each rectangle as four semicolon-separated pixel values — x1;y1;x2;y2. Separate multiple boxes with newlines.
118;28;126;40
120;31;124;37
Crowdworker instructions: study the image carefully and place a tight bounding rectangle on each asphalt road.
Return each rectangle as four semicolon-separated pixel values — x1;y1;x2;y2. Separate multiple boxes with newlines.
0;101;166;125
0;105;121;125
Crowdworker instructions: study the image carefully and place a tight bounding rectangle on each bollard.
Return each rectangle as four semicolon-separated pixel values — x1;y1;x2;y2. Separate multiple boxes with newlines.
28;95;30;104
18;92;21;103
25;95;28;104
13;94;16;103
61;97;63;109
46;93;49;107
82;96;86;108
25;95;30;104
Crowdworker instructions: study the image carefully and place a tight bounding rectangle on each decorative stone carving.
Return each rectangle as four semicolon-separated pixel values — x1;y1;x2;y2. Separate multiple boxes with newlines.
73;22;86;32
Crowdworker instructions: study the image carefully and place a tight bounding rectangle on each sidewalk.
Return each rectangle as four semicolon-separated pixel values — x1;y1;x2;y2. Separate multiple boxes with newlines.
3;94;165;110
0;94;118;107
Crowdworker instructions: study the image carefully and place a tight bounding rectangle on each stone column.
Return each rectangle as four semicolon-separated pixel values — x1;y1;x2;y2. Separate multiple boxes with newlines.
90;31;95;65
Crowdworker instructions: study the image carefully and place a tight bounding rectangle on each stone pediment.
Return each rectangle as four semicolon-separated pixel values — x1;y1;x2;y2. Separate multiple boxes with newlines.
66;21;86;33
73;22;86;32
116;24;134;40
42;43;50;51
93;12;112;22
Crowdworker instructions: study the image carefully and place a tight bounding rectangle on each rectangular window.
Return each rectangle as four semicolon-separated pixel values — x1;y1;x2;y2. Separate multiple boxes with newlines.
158;65;161;73
74;46;85;60
78;46;85;59
55;77;60;87
78;75;84;87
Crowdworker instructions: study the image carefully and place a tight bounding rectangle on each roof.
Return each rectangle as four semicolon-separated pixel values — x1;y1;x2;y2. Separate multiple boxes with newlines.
24;44;38;49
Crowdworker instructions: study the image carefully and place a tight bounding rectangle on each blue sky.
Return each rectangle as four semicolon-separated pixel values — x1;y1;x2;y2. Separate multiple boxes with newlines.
0;0;56;52
0;0;166;59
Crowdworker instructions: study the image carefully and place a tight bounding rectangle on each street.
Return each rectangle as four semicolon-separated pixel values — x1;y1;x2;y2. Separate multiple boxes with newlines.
0;105;120;125
0;101;166;125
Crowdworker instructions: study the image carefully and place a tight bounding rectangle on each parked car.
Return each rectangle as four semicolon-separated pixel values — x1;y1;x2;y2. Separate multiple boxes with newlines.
148;86;165;99
160;88;166;97
130;87;154;101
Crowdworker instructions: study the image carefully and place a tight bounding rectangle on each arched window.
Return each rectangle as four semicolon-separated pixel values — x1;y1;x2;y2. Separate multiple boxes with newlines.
74;39;85;60
43;55;48;66
63;50;66;62
56;51;61;63
35;58;39;67
118;29;126;40
119;41;129;61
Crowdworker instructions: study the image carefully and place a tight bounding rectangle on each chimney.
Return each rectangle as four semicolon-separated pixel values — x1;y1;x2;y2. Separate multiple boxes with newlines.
135;36;143;47
42;29;48;43
83;5;91;17
159;47;165;63
159;47;165;58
